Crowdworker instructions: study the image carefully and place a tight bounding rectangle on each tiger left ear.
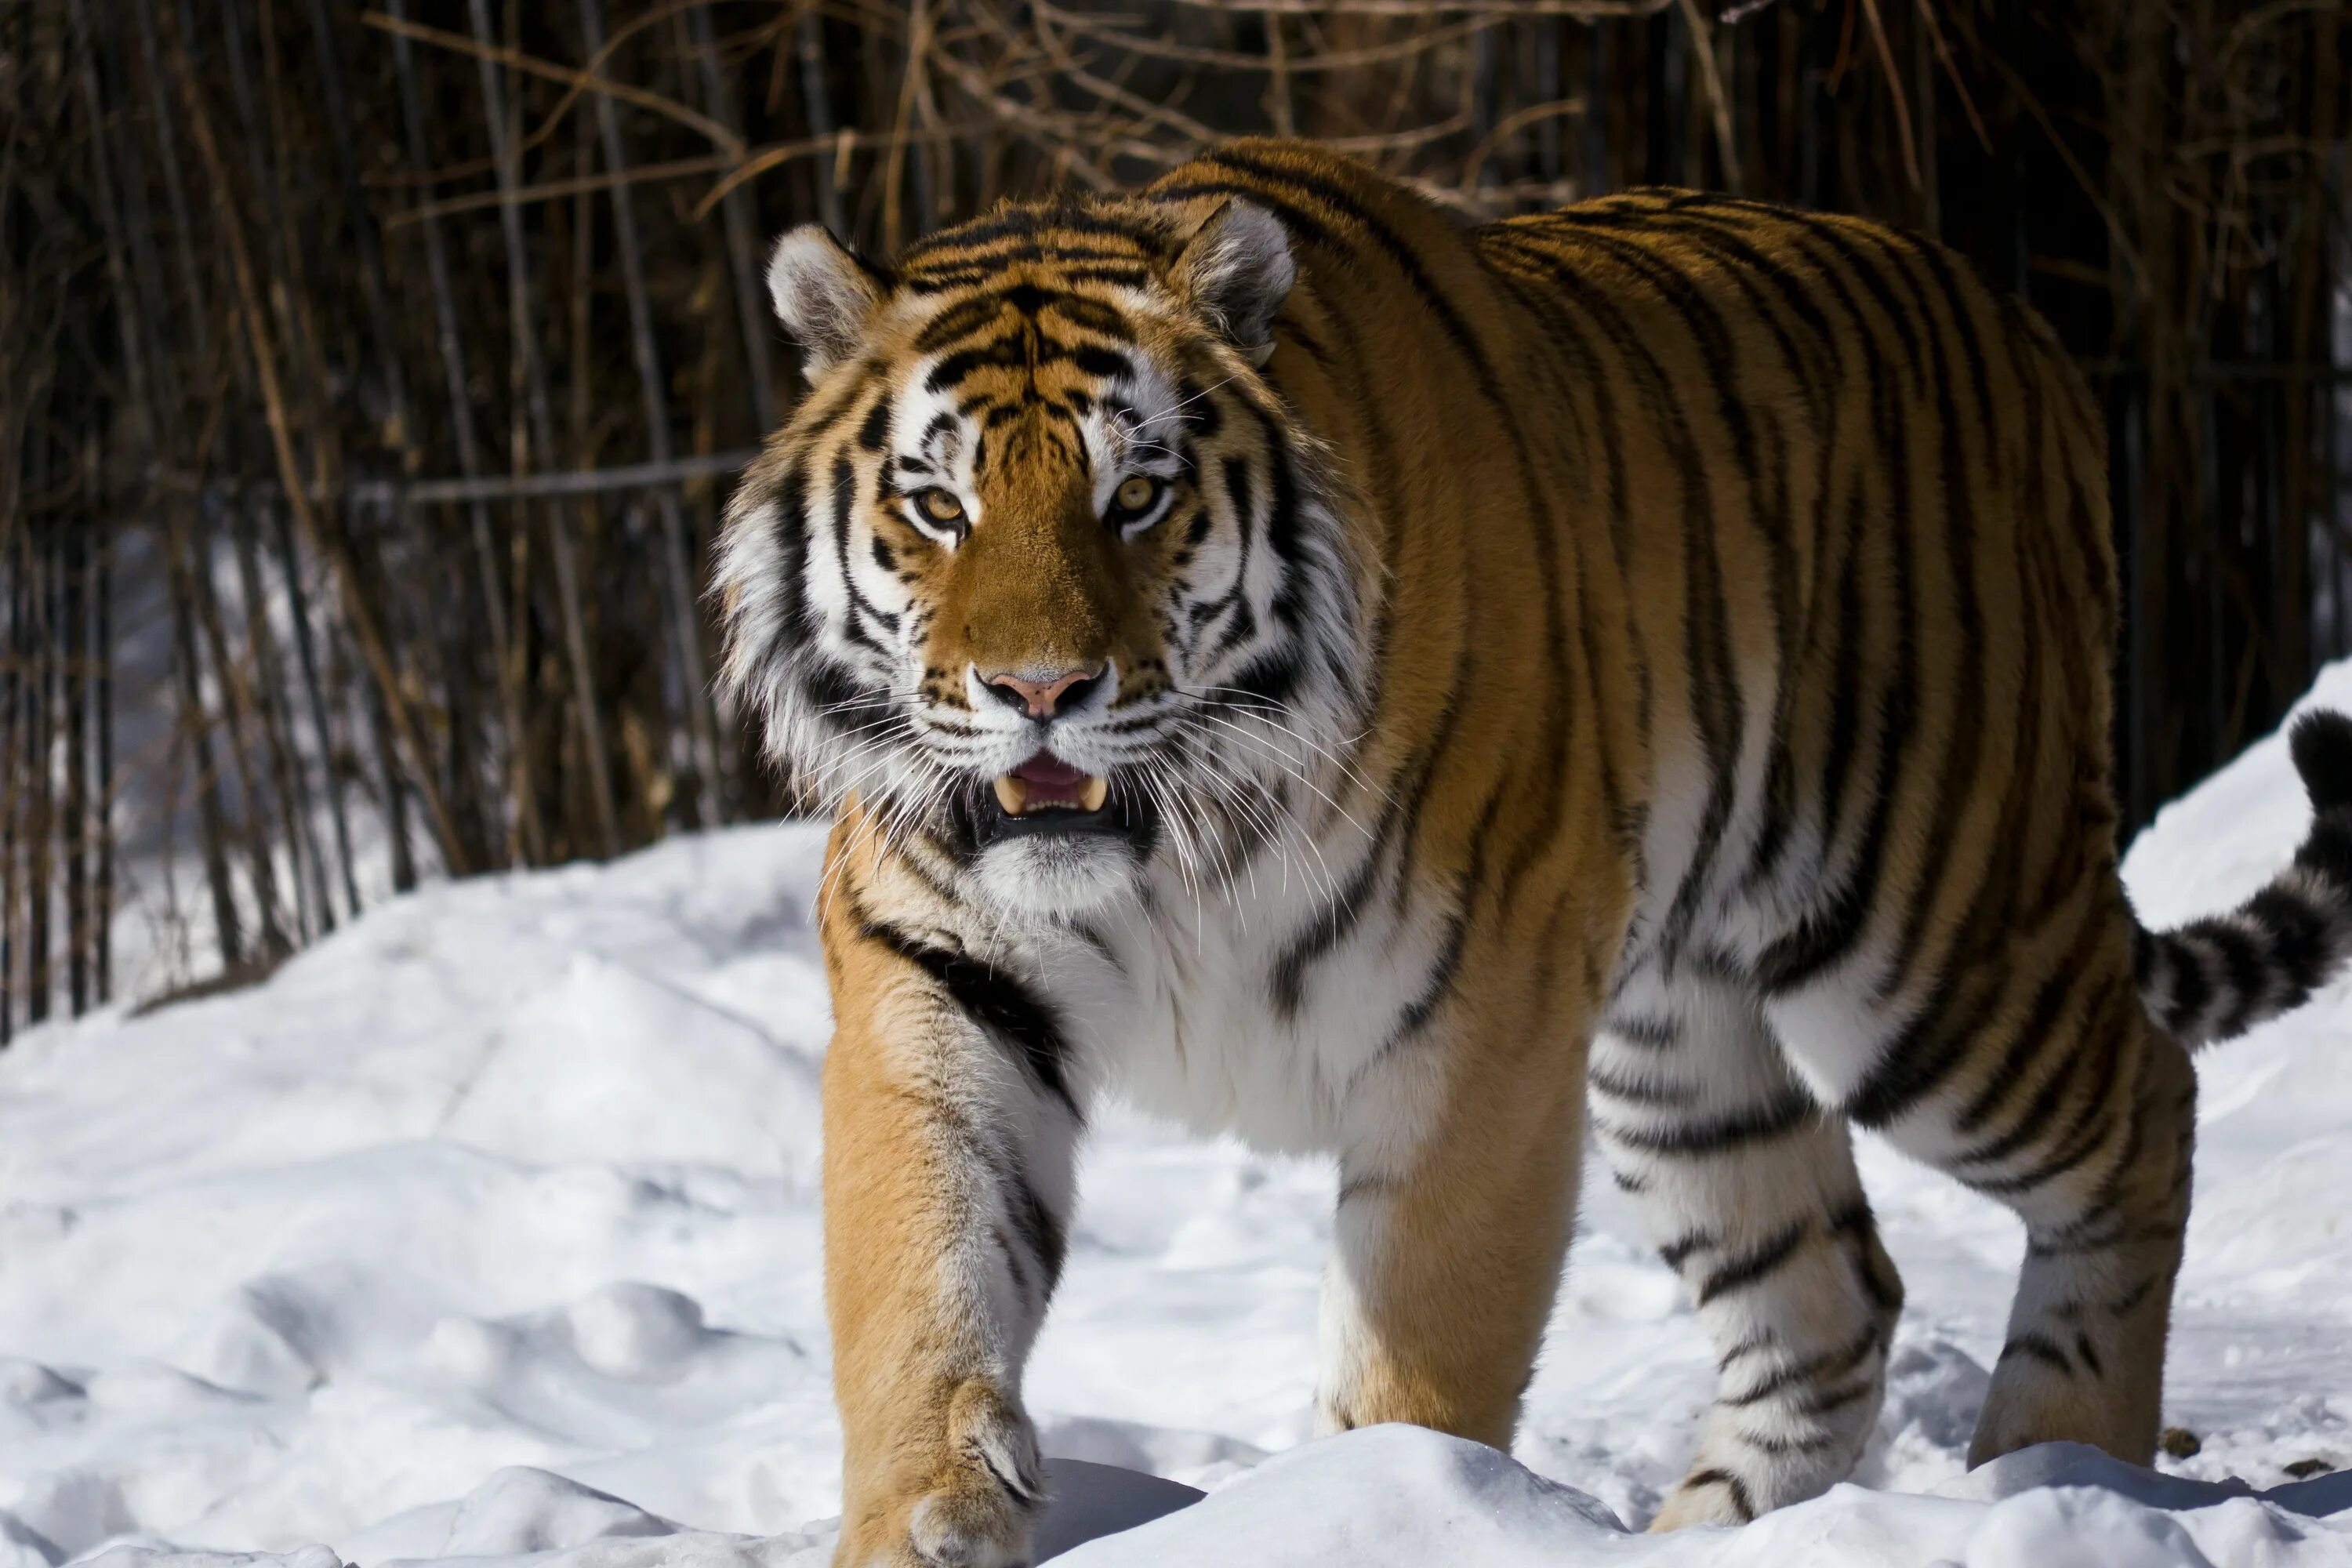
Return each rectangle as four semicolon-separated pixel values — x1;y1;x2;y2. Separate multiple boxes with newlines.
766;226;891;383
1171;198;1294;365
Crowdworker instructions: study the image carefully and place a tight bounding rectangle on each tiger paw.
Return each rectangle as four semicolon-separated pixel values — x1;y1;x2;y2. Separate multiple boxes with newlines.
834;1381;1046;1567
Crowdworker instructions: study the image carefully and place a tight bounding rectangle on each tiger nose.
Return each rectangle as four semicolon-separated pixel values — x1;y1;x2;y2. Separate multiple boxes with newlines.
982;664;1104;719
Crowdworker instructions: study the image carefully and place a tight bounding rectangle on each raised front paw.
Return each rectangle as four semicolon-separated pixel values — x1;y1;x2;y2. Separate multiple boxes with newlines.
834;1381;1046;1567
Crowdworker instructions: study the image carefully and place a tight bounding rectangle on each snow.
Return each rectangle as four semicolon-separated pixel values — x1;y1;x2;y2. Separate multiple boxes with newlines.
5;667;2352;1566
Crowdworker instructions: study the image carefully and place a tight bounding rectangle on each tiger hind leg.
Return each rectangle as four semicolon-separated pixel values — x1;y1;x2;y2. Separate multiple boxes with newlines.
1973;1007;2193;1466
1592;976;1903;1530
1868;964;2195;1468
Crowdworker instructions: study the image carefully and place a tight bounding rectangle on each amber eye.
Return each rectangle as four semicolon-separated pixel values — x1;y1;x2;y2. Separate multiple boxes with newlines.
1112;475;1163;516
913;488;965;528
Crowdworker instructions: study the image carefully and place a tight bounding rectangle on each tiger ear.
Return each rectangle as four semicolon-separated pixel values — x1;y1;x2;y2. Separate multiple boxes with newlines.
766;226;890;383
1171;198;1294;366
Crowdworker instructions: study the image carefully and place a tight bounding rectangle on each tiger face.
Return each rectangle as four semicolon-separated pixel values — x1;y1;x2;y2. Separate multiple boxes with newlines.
716;197;1367;916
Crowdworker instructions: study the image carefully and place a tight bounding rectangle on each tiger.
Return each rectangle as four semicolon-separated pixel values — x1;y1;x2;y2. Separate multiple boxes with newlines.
713;138;2352;1565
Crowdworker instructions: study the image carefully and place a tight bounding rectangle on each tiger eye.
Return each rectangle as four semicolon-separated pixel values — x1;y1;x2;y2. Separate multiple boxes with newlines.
1115;476;1160;513
916;488;964;525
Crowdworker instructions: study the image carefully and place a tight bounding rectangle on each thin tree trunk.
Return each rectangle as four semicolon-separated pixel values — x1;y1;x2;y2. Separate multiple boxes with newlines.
345;507;419;893
66;0;134;1009
233;499;325;938
188;504;291;953
162;510;247;973
271;502;361;920
433;522;495;875
384;0;541;866
562;132;629;855
2;529;21;1044
93;516;113;1004
26;524;53;1024
464;0;619;858
797;7;847;234
689;2;780;434
62;518;89;1014
579;0;724;829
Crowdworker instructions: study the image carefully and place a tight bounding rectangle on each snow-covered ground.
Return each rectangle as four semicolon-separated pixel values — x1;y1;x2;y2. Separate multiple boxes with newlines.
4;668;2351;1568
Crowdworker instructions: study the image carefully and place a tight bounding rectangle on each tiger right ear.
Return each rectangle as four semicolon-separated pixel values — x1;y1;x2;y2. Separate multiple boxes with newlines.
766;226;889;383
1171;199;1294;366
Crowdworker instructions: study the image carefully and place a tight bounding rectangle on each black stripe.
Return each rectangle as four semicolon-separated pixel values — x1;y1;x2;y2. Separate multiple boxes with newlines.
1693;1220;1812;1307
1882;239;1991;989
902;206;1165;261
768;462;815;644
1800;1380;1882;1419
1198;453;1259;663
1004;1160;1068;1295
1634;209;1842;423
1378;783;1507;1056
1809;534;1870;873
1753;318;1919;996
1741;212;1922;996
831;456;894;656
1827;1197;1904;1314
858;393;893;452
859;917;1081;1121
1682;1468;1757;1523
905;263;1153;296
1478;263;1636;895
1269;835;1387;1018
2159;932;2212;1035
1950;909;2116;1136
1733;1428;1844;1458
1603;1011;1683;1048
1590;1063;1694;1108
2245;885;2330;996
1337;1172;1396;1207
1387;637;1477;918
993;1224;1032;1305
1720;1325;1884;1408
1960;1092;2120;1198
1598;1086;1819;1156
1250;405;1310;632
1840;962;2005;1130
1998;1332;2073;1374
2207;919;2274;1038
1658;1229;1715;1269
1955;975;2129;1172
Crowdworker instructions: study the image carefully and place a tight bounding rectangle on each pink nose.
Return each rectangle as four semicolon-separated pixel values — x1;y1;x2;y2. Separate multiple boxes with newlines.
985;666;1102;719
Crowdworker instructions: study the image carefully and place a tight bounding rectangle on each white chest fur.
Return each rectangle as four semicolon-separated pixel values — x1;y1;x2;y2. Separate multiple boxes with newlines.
1035;833;1453;1159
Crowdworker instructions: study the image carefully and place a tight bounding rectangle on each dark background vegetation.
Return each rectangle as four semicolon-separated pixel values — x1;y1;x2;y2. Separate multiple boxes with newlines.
4;0;2348;1029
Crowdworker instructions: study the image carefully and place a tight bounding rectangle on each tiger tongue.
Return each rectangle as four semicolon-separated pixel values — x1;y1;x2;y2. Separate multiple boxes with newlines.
1011;752;1091;806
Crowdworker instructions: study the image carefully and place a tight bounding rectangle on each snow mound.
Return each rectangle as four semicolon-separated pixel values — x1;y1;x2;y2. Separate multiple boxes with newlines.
2;668;2350;1566
1052;1426;2352;1567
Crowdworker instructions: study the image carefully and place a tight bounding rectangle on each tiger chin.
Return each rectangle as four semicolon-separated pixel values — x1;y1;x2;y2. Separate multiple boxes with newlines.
714;139;2352;1566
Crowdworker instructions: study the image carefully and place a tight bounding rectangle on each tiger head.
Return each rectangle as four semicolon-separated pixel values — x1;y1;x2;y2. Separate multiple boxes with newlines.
716;195;1367;916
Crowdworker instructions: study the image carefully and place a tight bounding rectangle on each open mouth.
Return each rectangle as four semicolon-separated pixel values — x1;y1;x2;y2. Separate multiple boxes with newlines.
959;750;1153;853
993;753;1110;818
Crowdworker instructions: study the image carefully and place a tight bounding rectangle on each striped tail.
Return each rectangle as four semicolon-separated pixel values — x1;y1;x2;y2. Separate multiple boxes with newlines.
2132;710;2352;1050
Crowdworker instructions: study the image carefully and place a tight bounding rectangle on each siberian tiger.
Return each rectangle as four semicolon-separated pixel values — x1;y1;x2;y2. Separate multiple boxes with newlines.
714;138;2352;1564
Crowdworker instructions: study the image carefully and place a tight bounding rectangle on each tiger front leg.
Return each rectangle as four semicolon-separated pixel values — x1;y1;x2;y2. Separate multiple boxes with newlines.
1316;1035;1588;1449
823;920;1082;1568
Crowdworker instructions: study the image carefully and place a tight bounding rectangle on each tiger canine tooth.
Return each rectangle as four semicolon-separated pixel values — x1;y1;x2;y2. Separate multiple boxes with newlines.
993;775;1029;815
1079;775;1109;812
